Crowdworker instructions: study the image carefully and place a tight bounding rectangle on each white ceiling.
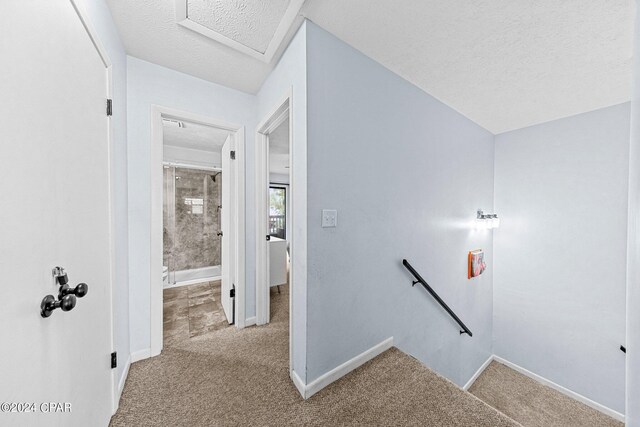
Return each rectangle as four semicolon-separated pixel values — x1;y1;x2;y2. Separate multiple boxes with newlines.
304;0;635;133
163;120;231;153
107;0;635;133
106;0;304;93
187;0;291;54
269;117;290;176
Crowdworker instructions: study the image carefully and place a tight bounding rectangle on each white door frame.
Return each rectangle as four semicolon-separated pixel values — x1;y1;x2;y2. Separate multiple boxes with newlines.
150;106;246;357
67;0;119;414
256;90;293;372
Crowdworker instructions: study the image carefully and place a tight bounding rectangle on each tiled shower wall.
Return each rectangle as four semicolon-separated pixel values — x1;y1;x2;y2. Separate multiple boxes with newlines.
163;167;221;271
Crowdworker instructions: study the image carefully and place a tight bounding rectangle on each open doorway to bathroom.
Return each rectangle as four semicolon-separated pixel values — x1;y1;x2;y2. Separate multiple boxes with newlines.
150;106;246;357
153;111;245;351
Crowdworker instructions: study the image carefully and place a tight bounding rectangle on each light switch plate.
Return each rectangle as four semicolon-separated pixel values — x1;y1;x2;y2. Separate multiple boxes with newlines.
322;209;337;228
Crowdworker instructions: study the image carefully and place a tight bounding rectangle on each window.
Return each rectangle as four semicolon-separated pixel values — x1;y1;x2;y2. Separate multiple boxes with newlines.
269;186;286;239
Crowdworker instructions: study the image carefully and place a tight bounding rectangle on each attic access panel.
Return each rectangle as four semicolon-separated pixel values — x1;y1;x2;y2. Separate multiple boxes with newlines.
175;0;305;63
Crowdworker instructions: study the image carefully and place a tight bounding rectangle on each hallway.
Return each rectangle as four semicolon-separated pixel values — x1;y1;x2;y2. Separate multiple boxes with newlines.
4;1;640;425
112;286;516;426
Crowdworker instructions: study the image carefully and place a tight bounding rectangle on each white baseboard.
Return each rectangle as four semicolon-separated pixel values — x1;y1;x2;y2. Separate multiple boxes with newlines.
131;348;151;363
297;337;394;399
111;354;131;415
245;316;256;327
463;354;493;391
290;370;306;399
493;355;625;422
117;355;131;400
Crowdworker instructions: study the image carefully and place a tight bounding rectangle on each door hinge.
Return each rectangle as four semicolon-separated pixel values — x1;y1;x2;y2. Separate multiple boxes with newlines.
266;235;271;241
230;288;235;298
106;99;113;116
621;345;627;353
111;351;117;369
230;150;236;160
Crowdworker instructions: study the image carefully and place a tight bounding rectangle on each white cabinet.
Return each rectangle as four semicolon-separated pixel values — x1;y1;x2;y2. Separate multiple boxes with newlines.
269;237;288;287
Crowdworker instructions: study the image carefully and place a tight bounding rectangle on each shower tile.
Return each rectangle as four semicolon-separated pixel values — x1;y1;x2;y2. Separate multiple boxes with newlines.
164;167;222;272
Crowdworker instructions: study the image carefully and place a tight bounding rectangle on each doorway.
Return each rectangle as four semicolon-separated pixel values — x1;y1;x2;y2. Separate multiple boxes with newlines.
150;107;246;356
161;119;232;345
256;93;293;371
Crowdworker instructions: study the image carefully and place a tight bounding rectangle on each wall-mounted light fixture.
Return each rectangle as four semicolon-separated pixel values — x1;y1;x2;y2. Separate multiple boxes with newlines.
476;209;500;230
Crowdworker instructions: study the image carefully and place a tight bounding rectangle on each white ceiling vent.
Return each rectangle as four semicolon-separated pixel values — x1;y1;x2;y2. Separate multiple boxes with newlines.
175;0;305;63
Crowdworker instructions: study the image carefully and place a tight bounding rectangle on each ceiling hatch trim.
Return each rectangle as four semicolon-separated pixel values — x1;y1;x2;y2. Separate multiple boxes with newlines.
175;0;305;63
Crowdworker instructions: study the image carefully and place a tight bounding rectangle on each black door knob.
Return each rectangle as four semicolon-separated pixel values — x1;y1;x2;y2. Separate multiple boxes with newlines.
58;283;88;300
75;283;88;298
60;294;76;311
40;294;76;318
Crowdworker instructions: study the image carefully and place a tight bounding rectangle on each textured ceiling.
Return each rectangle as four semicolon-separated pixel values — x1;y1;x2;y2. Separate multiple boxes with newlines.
106;0;304;93
187;0;290;53
303;0;635;133
163;121;231;153
107;0;635;132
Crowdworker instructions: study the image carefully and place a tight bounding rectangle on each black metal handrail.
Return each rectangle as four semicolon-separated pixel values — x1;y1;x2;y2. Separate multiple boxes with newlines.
402;259;473;337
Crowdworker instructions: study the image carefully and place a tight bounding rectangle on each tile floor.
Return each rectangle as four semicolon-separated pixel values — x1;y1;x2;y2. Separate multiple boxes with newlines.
163;281;230;347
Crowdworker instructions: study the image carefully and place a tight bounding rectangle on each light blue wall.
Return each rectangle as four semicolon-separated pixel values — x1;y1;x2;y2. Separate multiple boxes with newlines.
304;22;495;386
494;103;630;414
256;22;308;380
79;0;130;390
126;57;256;354
627;1;640;424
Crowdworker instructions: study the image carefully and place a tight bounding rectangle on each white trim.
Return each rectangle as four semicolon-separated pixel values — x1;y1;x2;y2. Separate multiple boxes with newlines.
245;316;256;327
291;370;306;399
150;106;247;357
69;0;112;68
131;349;151;363
300;337;394;400
235;126;247;330
463;355;494;391
493;356;625;422
174;0;305;63
113;354;131;413
256;92;292;325
68;0;118;416
255;90;294;376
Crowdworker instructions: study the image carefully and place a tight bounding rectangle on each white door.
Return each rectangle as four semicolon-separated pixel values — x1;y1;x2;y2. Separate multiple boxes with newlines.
221;135;235;323
0;1;114;426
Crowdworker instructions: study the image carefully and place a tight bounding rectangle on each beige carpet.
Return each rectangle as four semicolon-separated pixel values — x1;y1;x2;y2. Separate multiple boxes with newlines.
469;361;623;427
111;285;517;426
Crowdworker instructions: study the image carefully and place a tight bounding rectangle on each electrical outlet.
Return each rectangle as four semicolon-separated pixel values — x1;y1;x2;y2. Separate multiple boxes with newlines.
322;209;337;228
